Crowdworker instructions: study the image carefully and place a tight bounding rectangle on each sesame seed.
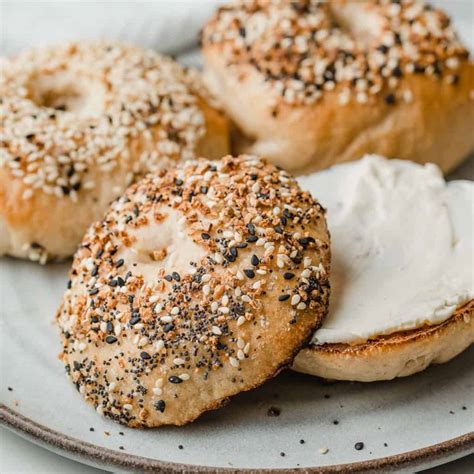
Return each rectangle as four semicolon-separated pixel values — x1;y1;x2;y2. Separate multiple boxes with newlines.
244;269;255;278
291;294;301;306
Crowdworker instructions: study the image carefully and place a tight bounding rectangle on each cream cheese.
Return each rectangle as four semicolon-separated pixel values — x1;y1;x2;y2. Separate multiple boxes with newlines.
298;155;473;345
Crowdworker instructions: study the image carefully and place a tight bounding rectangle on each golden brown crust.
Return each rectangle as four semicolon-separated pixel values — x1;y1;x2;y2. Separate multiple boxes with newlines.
56;155;331;427
202;0;474;174
292;301;474;382
0;41;230;262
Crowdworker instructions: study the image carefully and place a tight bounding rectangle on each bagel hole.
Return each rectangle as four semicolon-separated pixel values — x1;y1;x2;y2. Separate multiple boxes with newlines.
120;210;207;282
28;72;105;116
328;3;383;48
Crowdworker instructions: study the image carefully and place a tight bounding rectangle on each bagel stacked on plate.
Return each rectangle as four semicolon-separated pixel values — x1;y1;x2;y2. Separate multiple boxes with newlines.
56;155;331;427
293;156;474;381
201;0;474;174
0;41;229;262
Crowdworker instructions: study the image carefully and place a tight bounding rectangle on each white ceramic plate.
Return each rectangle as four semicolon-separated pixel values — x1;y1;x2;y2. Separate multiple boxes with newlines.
1;247;474;472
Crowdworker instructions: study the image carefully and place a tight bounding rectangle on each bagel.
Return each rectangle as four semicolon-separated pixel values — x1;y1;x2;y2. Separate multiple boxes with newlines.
293;302;473;382
201;0;474;175
0;41;229;263
292;155;473;381
56;155;331;427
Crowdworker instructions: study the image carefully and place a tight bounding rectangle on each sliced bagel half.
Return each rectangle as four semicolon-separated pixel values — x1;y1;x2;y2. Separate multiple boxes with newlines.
293;301;473;381
292;155;473;381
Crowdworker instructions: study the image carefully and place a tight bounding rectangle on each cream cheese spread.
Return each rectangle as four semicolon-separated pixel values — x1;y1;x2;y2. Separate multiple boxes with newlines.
298;155;473;345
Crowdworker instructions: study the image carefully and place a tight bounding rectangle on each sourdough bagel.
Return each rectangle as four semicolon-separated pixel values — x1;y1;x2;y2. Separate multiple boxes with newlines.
201;0;474;175
292;155;473;381
56;155;331;427
0;41;229;263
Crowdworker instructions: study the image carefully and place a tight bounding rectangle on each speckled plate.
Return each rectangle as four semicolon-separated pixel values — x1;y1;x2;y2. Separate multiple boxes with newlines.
1;256;473;473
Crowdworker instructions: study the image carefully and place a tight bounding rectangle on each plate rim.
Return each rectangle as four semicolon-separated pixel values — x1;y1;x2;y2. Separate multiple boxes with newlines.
1;404;473;473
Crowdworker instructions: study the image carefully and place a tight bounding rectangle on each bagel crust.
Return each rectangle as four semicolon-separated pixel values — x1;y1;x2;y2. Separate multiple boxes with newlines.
201;0;474;174
293;301;474;382
56;155;330;427
0;41;229;262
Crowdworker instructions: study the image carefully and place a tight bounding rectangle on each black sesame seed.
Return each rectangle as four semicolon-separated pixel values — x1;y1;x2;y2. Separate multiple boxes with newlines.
140;351;151;360
299;439;305;444
244;269;255;279
251;255;260;266
163;323;174;333
175;178;183;186
154;400;166;412
96;248;104;258
225;250;237;262
278;294;290;301
91;266;99;277
106;321;114;333
115;259;124;268
72;182;81;192
280;452;286;457
105;336;118;344
164;275;173;282
298;237;314;248
201;233;211;240
354;442;364;451
247;223;256;235
200;186;208;194
178;445;184;450
169;376;183;384
67;280;72;289
384;93;396;105
172;272;181;282
130;316;141;326
247;235;258;243
117;276;125;287
392;65;403;77
88;288;99;295
283;272;295;280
